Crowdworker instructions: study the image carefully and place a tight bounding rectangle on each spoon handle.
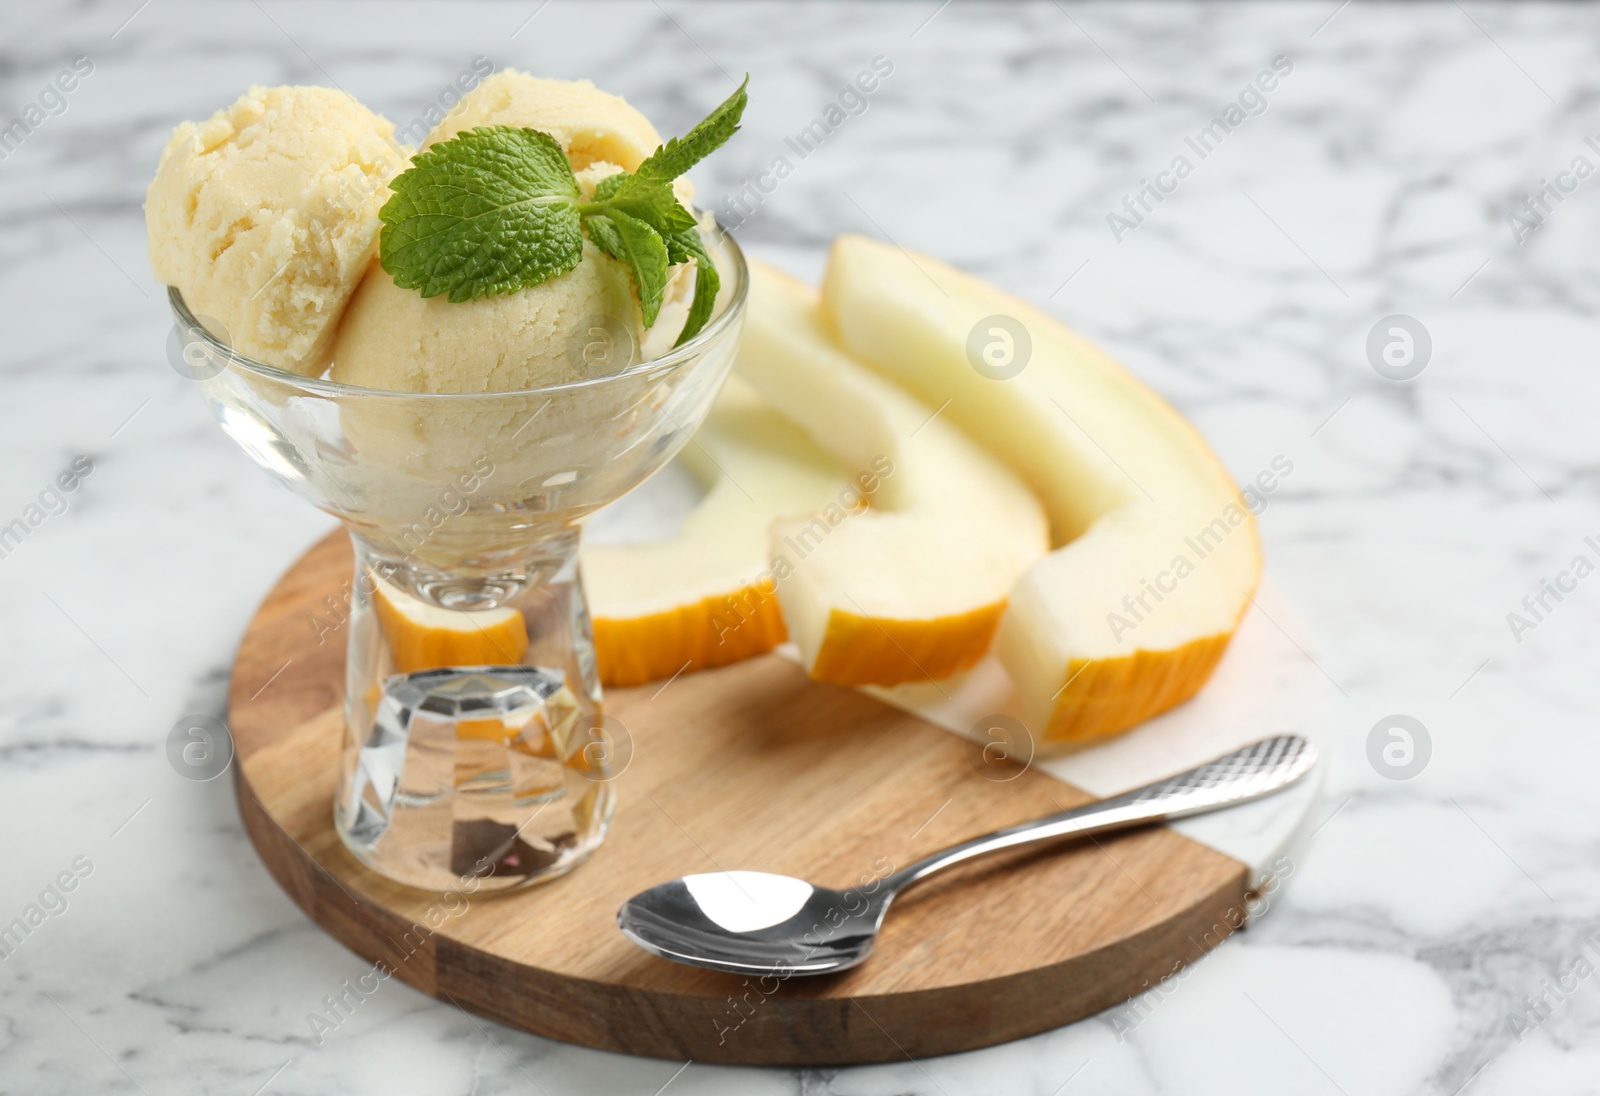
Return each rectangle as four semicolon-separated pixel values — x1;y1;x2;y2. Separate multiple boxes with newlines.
885;735;1316;893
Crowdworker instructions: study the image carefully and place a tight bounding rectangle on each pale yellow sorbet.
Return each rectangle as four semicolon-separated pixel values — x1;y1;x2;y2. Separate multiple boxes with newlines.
328;71;698;394
145;85;407;376
329;239;642;393
423;71;664;169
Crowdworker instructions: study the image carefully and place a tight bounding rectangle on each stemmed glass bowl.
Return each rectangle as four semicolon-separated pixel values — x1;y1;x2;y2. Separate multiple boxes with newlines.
171;234;747;892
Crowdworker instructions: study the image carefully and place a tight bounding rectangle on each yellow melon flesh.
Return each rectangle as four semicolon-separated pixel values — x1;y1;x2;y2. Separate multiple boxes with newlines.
822;235;1262;744
370;581;561;752
584;377;851;687
736;261;1050;687
372;578;530;674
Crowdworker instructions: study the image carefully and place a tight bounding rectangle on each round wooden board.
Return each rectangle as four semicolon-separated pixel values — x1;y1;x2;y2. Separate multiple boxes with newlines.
230;532;1252;1065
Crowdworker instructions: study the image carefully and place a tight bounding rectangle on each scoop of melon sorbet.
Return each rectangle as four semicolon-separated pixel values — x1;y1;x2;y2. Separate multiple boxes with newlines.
328;71;702;395
145;84;407;376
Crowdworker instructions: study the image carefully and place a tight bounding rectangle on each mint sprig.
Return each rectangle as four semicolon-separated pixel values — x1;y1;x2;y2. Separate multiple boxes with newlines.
378;77;748;342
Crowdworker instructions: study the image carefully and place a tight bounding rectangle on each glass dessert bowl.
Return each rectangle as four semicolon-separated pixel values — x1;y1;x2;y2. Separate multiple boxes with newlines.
172;232;748;893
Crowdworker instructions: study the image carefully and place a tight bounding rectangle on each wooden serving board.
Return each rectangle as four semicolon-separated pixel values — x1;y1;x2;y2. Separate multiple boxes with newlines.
230;532;1252;1065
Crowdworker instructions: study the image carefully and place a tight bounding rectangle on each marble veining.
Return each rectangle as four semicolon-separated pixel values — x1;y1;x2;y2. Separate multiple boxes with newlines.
2;1;1597;1092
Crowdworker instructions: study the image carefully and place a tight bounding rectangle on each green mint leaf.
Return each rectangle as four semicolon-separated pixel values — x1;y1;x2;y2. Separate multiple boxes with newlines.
611;181;698;233
596;211;670;328
584;211;627;262
663;225;719;346
634;76;749;183
677;251;720;347
591;172;627;205
662;223;704;267
584;171;695;234
379;126;582;303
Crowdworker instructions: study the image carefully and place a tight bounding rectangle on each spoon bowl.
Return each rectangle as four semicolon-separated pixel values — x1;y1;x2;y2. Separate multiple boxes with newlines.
618;870;889;975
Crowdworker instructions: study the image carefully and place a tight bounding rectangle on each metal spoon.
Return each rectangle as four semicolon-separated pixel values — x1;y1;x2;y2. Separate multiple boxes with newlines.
617;734;1316;976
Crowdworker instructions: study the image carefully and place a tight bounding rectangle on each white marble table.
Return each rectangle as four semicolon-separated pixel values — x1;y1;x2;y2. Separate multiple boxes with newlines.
2;1;1595;1092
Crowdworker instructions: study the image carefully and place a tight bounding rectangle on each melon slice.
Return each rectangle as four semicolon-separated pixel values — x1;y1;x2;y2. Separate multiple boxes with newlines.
370;579;555;748
735;261;1050;687
821;235;1262;743
584;376;851;687
372;577;530;674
